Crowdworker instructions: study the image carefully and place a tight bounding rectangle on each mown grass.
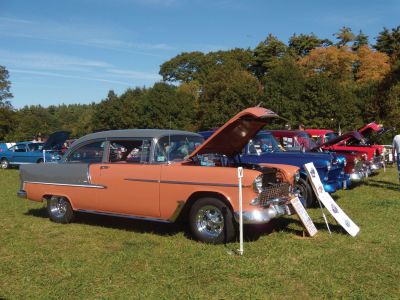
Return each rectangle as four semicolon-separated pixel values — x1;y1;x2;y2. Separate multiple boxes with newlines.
0;167;399;299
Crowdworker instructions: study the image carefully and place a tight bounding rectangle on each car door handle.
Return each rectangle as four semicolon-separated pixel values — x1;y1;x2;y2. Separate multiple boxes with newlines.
100;166;110;170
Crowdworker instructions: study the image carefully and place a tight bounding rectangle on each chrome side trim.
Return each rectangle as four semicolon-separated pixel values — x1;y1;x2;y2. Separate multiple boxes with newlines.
77;209;170;223
124;178;160;183
24;181;106;189
161;180;240;187
168;201;185;222
123;178;244;188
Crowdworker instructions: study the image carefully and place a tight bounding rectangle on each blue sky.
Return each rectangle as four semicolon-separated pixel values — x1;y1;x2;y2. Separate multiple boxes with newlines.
1;0;399;108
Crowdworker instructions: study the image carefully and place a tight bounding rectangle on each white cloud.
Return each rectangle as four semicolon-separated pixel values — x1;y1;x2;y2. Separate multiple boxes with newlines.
10;69;133;86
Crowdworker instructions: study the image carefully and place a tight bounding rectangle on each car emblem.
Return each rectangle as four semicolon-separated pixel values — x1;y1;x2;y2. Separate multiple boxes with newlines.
331;204;338;213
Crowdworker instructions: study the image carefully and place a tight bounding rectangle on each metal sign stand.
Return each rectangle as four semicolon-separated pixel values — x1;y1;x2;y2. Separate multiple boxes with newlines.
237;167;244;256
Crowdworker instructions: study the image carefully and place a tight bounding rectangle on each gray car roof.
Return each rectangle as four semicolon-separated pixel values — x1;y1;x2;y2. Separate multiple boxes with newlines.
72;129;202;145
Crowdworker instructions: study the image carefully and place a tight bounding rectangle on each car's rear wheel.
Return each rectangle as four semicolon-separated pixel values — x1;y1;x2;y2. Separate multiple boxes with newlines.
294;177;314;208
37;158;44;164
188;197;235;244
47;196;74;223
1;158;9;169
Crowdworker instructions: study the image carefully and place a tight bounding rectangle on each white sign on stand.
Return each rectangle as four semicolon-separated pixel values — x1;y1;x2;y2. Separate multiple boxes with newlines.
290;197;318;237
304;162;360;237
237;167;244;256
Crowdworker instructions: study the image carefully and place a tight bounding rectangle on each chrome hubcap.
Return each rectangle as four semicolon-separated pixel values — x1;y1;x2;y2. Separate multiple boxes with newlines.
196;205;224;238
1;160;8;169
49;196;68;218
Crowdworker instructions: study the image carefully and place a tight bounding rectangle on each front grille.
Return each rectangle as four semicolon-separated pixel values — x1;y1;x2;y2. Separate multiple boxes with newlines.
258;182;291;206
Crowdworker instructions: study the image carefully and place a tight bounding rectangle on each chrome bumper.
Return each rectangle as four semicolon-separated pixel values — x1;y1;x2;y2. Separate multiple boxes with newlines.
350;171;364;181
17;189;27;199
234;204;289;224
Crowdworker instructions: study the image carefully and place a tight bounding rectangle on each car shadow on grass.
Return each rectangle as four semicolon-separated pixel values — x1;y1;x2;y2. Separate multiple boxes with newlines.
25;207;183;237
362;179;400;191
24;206;347;244
266;216;347;236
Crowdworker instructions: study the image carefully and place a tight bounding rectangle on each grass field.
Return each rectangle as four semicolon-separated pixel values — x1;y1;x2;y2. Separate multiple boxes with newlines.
0;167;399;299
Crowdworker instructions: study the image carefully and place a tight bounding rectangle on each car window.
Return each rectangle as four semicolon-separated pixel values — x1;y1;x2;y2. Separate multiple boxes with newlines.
10;144;27;152
66;141;105;163
108;139;151;164
28;143;44;152
154;135;204;163
248;133;283;154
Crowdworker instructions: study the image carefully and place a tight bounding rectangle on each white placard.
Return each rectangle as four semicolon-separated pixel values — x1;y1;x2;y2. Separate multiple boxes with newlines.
290;197;318;237
237;167;243;255
304;162;360;237
319;192;360;237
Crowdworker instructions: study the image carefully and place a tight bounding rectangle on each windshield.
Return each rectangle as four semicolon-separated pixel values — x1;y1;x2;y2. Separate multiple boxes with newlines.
155;135;204;162
248;132;284;154
283;132;317;151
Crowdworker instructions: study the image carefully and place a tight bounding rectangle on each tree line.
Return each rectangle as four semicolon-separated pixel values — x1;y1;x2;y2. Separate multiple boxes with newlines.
1;26;400;142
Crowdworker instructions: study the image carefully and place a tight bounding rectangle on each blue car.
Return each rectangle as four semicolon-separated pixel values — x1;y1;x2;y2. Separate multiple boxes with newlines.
199;130;350;207
0;131;70;169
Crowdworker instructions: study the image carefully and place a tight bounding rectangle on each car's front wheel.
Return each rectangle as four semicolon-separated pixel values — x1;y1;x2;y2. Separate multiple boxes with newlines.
294;177;314;208
47;196;74;223
189;197;235;244
1;158;9;169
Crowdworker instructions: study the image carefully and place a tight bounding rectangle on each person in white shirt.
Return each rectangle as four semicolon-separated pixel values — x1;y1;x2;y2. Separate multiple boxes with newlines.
393;134;400;182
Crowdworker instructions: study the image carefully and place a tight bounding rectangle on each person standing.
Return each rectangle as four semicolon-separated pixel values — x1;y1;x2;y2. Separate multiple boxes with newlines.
393;134;400;182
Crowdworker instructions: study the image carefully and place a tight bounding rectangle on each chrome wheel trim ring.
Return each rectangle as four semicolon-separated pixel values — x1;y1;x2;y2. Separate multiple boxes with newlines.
49;196;68;218
195;205;224;238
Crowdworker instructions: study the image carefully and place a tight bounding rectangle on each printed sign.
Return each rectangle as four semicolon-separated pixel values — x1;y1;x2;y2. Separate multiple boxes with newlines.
237;167;243;178
290;197;318;237
304;162;360;237
303;162;326;196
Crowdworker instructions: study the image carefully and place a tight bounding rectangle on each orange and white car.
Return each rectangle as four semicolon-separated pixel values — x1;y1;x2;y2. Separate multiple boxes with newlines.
18;107;299;243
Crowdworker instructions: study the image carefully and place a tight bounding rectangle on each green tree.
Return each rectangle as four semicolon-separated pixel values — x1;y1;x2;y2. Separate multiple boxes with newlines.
288;33;331;57
140;82;196;130
8;105;58;141
374;26;400;61
0;66;13;106
352;30;369;51
253;34;287;79
334;27;355;47
198;61;262;129
159;52;206;83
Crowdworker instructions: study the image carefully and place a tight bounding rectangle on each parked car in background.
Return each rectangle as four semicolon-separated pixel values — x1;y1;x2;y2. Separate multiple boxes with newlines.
270;130;369;180
1;131;70;169
316;131;384;172
306;129;338;145
18;107;299;244
199;130;348;208
0;142;15;153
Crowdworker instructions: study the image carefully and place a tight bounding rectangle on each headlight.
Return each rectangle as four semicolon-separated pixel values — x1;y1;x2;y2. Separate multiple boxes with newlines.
343;158;347;166
253;175;263;194
294;171;300;182
327;161;332;171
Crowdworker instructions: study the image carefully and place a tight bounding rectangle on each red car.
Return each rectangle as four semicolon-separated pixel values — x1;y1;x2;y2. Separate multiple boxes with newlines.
270;130;368;180
307;122;393;167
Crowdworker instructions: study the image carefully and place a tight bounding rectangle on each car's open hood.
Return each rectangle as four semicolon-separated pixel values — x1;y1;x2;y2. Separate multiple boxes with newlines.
359;122;395;143
189;107;279;158
43;131;70;150
313;131;364;149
